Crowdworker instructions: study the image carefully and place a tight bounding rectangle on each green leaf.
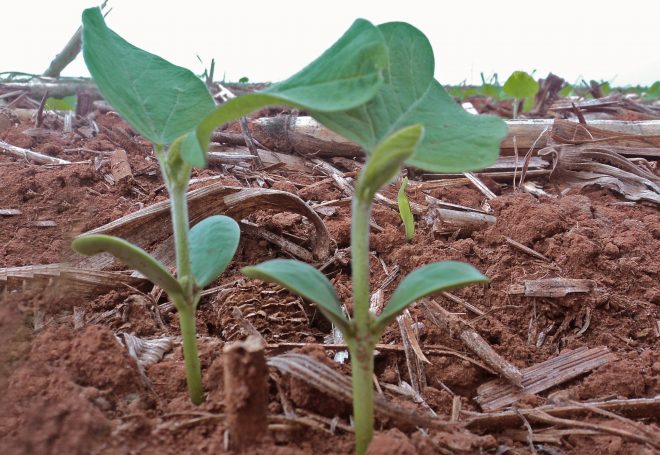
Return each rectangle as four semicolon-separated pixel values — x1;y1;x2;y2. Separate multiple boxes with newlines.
184;18;388;166
81;7;216;146
356;124;423;201
503;71;539;99
522;96;535;113
644;81;660;100
374;261;488;332
559;84;573;97
479;84;501;99
189;215;240;288
72;234;183;297
312;22;507;173
242;259;349;332
397;177;414;241
45;95;76;111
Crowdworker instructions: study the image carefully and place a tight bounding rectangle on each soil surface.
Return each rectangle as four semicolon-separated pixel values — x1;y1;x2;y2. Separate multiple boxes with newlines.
1;109;658;454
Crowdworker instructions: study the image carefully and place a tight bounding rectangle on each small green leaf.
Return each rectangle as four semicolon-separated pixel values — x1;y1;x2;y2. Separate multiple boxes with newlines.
397;177;414;241
479;84;501;99
82;7;215;147
242;259;349;332
45;95;76;111
72;234;183;297
184;18;388;166
559;84;573;97
522;96;535;113
644;81;660;100
356;124;423;201
189;215;240;288
503;71;539;99
374;261;488;332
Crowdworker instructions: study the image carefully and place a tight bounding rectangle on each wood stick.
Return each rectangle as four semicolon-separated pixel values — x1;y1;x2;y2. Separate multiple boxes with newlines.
247;116;660;157
42;1;109;77
475;346;614;411
224;336;269;449
422;300;524;387
465;397;660;431
0;139;71;164
508;278;596;298
110;149;132;182
505;237;552;262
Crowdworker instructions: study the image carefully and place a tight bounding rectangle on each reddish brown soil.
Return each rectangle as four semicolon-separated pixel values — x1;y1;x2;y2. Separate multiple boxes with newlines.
1;111;658;454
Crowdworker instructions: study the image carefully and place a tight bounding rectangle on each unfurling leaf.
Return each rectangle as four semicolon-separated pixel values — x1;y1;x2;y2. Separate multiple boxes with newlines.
189;215;240;288
242;259;350;333
72;234;182;297
82;7;216;148
356;125;423;201
397;177;414;241
374;261;488;332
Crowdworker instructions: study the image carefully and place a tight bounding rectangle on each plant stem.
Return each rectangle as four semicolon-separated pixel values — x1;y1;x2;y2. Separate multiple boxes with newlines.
170;184;193;296
351;198;371;326
177;300;203;404
512;98;518;119
350;196;376;454
159;153;203;404
349;341;375;455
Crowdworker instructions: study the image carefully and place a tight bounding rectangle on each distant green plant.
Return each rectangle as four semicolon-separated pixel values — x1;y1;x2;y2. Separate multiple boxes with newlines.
643;81;660;100
241;23;505;454
45;95;76;111
503;70;539;118
478;72;502;99
559;83;573;97
238;76;249;83
397;176;414;241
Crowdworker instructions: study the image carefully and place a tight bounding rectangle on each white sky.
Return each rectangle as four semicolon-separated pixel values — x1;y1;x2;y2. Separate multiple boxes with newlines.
4;0;659;87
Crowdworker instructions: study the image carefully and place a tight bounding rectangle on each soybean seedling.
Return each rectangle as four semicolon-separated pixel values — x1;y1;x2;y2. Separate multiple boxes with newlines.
397;177;414;241
72;8;390;404
241;23;506;454
503;70;539;118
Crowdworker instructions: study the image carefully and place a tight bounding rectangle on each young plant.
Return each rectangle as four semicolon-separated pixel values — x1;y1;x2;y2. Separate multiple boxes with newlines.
241;23;506;454
72;8;389;404
478;72;502;99
397;176;414;241
503;70;539;118
72;9;239;405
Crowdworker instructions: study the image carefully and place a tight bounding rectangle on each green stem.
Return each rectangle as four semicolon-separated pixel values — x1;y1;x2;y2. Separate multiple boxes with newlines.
349;340;375;455
158;149;202;404
170;183;193;296
512;98;518;119
177;299;203;404
350;196;376;454
351;197;371;326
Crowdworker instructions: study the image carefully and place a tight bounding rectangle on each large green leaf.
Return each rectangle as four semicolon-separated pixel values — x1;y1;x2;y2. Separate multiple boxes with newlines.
503;71;539;99
81;7;215;146
183;18;388;166
374;261;488;332
72;234;183;297
356;124;423;201
312;22;507;173
189;215;240;288
242;259;350;333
